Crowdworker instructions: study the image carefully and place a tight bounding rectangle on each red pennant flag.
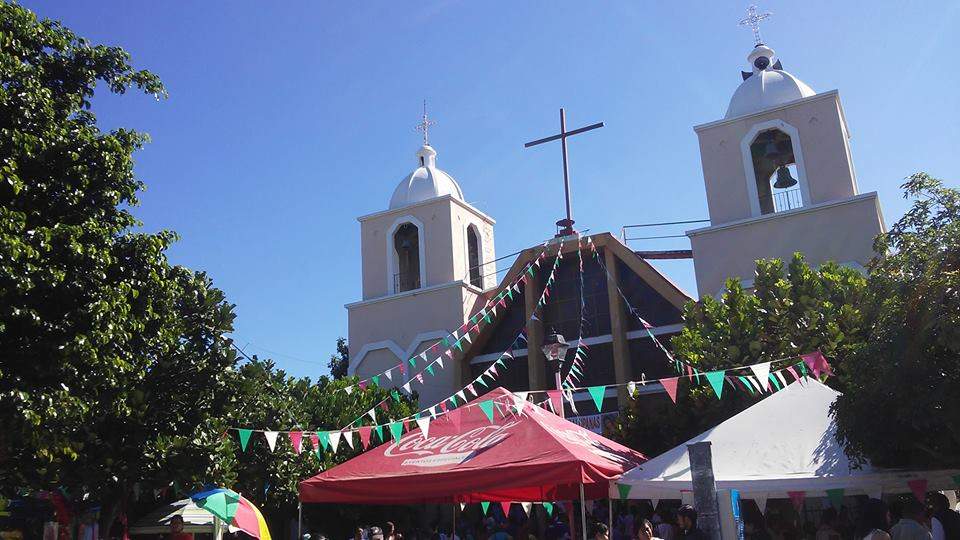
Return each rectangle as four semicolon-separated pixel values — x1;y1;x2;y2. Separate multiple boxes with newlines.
358;380;368;391
661;377;679;403
398;363;406;376
787;491;806;511
786;365;801;383
358;426;372;449
907;478;928;501
289;431;303;454
547;390;563;415
379;401;390;412
416;373;424;383
445;350;453;359
801;350;832;379
439;401;448;412
448;408;463;432
310;432;319;451
686;364;694;381
500;501;511;517
430;343;440;353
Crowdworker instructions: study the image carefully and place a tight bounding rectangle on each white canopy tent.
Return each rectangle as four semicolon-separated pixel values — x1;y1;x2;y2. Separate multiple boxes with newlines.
129;498;225;538
611;379;959;503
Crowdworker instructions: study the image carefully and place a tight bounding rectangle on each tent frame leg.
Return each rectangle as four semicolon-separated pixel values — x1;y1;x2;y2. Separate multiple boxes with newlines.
580;484;587;540
607;498;613;538
297;501;302;540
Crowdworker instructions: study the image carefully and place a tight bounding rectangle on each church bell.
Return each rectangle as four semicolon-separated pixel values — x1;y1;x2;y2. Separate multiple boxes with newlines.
773;164;798;189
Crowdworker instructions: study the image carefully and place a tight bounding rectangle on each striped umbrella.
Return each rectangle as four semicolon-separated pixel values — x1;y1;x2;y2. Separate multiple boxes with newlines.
190;487;271;540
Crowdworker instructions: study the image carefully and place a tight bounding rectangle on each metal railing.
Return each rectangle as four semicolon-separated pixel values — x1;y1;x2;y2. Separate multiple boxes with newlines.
393;272;420;293
772;188;803;213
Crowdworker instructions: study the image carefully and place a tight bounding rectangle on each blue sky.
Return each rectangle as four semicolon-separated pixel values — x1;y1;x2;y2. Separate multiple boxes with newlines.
25;1;959;379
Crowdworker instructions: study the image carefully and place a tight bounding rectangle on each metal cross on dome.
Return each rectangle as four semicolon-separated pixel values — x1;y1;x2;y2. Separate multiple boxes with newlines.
739;5;772;46
414;100;436;146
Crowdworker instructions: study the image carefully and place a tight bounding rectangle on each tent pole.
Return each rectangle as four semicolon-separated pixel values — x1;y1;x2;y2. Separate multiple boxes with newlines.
607;498;613;538
297;501;302;540
452;502;457;539
580;484;587;540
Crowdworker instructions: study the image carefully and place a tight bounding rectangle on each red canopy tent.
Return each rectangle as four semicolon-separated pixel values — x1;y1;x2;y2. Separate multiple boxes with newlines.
299;387;645;505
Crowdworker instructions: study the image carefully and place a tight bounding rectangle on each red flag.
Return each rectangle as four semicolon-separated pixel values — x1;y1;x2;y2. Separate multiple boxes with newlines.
787;491;806;511
547;390;563;415
907;478;928;502
660;377;679;403
289;431;303;454
686;364;694;381
500;501;511;517
379;401;390;412
358;380;368;391
310;432;319;451
439;401;448;412
358;427;372;449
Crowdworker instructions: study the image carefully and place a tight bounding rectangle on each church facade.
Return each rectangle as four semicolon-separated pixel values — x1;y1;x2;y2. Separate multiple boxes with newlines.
346;33;885;411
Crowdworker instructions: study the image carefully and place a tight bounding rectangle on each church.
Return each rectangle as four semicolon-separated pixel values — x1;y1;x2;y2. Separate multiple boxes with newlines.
344;24;885;414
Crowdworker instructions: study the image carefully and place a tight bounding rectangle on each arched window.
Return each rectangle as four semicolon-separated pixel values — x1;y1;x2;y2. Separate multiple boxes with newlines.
393;223;421;293
467;225;482;288
749;128;802;214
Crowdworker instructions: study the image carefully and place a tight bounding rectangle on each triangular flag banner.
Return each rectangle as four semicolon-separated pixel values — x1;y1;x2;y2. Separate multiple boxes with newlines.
416;373;424;384
705;371;726;399
753;494;768;515
786;365;801;383
343;430;355;450
801;350;831;379
750;362;771;391
617;483;632;500
825;488;845;508
661;377;679;403
459;503;466;511
437;358;444;370
309;432;319;453
587;386;606;412
389;421;404;443
317;431;330;451
237;429;253;451
289;431;303;454
385;369;393;381
367;409;377;423
481;501;490;515
547;390;563;415
775;370;788;388
627;381;637;398
466;383;477;397
500;502;511;517
426;364;435;376
513;391;529;414
521;502;533;516
374;424;383;443
787;491;806;511
344;386;354;395
264;431;279;452
391;389;401;403
737;376;755;395
416;416;431;439
329;431;341;453
371;375;380;387
768;373;783;391
358;427;372;449
907;478;927;501
479;400;495;423
456;390;466;402
543;502;554;516
402;382;412;394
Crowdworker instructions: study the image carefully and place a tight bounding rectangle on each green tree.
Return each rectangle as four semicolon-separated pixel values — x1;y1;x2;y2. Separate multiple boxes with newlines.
833;173;960;468
0;2;236;527
613;255;868;456
328;337;349;379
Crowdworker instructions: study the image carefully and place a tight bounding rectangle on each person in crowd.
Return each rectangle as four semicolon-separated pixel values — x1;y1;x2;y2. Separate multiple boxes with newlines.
614;506;635;540
369;527;384;540
383;523;398;540
166;516;193;540
816;508;842;540
351;527;365;540
858;498;892;540
653;509;675;540
591;523;609;540
636;519;662;540
928;493;960;540
891;499;932;540
676;506;707;540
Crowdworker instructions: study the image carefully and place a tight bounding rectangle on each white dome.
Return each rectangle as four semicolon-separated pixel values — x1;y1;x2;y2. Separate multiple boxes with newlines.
388;145;464;210
725;45;815;119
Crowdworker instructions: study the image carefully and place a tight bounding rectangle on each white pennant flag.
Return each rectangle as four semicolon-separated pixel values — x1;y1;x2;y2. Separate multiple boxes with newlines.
416;416;431;439
343;430;355;450
513;391;529;414
521;502;533;516
491;306;498;316
457;390;466;402
328;431;341;453
384;369;393;381
750;362;772;391
344;386;354;395
264;431;279;452
564;390;579;415
429;406;439;420
627;381;637;398
452;330;459;340
437;358;445;369
367;409;377;423
402;382;412;394
651;499;660;510
747;375;765;394
753;494;768;515
459;503;466;511
464;333;472;344
775;370;788;388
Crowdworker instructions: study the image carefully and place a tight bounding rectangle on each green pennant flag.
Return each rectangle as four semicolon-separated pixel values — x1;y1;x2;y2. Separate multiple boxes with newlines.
527;266;534;277
952;474;960;487
481;501;491;515
737;376;755;395
374;424;383;442
389;421;403;442
825;488;845;508
237;429;253;451
476;376;488;388
495;358;506;368
391;389;401;403
543;502;554;516
454;340;463;352
484;314;492;324
409;357;417;368
769;373;783;391
478;400;495;423
426;364;435;376
617;483;632;500
371;375;380;387
470;315;477;325
443;337;450;347
587;386;606;412
449;395;458;407
705;371;726;399
318;431;330;451
507;288;513;300
314;445;323;459
571;364;583;376
798;360;808;378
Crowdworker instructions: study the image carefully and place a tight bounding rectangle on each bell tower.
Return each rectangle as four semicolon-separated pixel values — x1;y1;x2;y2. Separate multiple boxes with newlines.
686;16;885;296
345;110;497;406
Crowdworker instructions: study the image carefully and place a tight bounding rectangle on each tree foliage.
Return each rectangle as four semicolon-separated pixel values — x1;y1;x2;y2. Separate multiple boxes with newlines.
613;255;868;457
0;1;238;524
328;337;349;379
833;173;960;468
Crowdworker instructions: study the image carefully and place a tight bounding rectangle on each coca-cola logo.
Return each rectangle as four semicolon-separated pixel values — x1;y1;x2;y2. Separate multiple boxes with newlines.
383;421;519;467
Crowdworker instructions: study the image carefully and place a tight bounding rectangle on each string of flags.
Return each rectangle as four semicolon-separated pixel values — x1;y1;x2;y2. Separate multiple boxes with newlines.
561;236;591;391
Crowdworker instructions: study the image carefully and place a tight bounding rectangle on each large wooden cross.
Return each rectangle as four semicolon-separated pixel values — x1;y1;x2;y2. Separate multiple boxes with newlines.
524;108;603;237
